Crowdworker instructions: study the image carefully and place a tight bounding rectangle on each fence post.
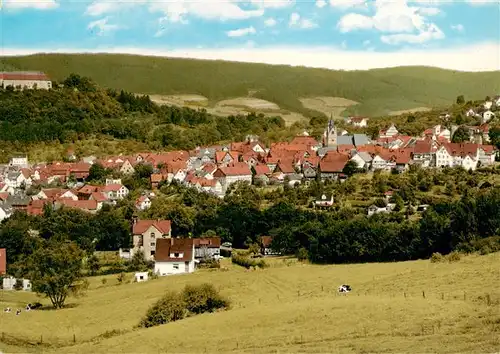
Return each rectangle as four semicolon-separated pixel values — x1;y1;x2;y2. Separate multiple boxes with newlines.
40;334;43;344
404;292;406;298
464;292;466;301
486;294;491;306
441;293;444;300
73;333;76;343
422;291;425;299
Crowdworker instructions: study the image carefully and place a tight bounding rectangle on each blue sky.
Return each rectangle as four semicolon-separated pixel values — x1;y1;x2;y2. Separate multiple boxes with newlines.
1;0;499;71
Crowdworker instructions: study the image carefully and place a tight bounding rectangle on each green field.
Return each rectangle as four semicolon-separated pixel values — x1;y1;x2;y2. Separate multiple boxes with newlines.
1;253;499;353
1;54;499;117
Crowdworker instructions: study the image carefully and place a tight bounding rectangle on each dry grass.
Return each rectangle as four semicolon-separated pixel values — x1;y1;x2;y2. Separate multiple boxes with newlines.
147;94;308;126
300;96;359;120
389;107;432;116
1;253;499;353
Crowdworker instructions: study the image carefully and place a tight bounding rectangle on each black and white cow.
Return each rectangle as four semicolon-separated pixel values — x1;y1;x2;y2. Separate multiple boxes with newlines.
338;284;352;294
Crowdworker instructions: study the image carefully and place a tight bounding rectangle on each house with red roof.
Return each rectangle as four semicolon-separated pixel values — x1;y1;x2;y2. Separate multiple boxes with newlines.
348;116;369;127
102;183;129;201
132;219;172;260
319;155;349;179
154;238;195;276
135;195;152;211
55;199;100;214
379;124;399;139
213;163;252;191
0;71;52;90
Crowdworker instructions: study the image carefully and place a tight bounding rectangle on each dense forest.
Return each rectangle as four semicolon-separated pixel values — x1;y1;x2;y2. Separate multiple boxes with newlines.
0;74;288;153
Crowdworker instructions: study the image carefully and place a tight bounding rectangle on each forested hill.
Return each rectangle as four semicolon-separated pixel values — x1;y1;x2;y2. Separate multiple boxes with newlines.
2;53;500;117
0;74;288;160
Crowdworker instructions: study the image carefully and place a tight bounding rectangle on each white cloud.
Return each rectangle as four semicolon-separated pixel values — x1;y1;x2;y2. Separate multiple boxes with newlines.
337;0;445;44
3;0;58;10
451;24;464;32
264;18;277;27
249;0;294;8
289;12;318;29
381;23;444;45
5;42;499;72
86;0;146;16
418;7;440;15
226;26;257;37
149;1;264;23
87;17;120;36
329;0;366;9
316;0;327;8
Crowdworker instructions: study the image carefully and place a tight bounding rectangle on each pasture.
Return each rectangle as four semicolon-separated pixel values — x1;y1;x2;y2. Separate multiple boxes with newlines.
0;252;499;353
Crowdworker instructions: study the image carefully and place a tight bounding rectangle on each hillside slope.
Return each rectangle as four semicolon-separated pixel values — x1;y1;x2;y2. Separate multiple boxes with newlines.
1;253;499;353
2;54;499;117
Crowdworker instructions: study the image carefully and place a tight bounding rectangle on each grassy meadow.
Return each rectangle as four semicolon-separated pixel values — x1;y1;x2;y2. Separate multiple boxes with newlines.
0;252;499;353
2;54;500;117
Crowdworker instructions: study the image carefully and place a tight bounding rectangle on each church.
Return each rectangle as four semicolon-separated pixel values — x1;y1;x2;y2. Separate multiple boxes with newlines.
319;119;372;156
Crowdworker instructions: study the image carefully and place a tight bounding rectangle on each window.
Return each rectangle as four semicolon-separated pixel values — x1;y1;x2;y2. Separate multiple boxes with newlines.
174;252;179;258
150;242;156;247
173;264;179;270
150;232;155;239
151;251;155;256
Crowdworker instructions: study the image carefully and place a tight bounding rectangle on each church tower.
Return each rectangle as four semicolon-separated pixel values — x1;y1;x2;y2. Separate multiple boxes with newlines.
323;117;337;147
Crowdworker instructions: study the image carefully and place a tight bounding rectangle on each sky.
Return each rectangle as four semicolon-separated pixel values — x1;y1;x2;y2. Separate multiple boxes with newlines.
0;0;499;71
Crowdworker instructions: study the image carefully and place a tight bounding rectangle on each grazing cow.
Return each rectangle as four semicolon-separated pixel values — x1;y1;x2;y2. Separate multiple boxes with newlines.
15;309;21;316
338;284;352;294
4;307;11;313
25;304;31;311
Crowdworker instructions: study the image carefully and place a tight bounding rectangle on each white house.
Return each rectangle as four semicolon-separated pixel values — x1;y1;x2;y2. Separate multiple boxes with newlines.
2;277;32;291
135;195;152;210
483;101;493;110
348;116;369;127
102;184;129;201
0;72;51;90
134;272;149;283
193;237;221;260
379;124;399;139
119;160;135;175
154;238;196;276
315;194;334;208
9;155;28;168
435;145;453;167
212;164;252;192
483;110;495;123
478;146;496;166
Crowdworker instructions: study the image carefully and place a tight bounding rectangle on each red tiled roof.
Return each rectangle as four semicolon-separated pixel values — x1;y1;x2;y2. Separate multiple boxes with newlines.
260;236;272;247
27;199;49;216
90;192;108;202
133;220;172;235
319;158;348;173
0;72;50;81
102;184;124;192
0;192;9;201
253;164;271;176
193;237;221;248
155;238;194;262
213;163;252;177
151;173;163;183
275;162;295;174
58;199;98;211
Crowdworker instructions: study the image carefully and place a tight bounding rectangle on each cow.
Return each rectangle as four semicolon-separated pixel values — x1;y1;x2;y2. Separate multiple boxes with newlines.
25;304;31;311
15;309;21;316
338;284;352;294
4;307;11;313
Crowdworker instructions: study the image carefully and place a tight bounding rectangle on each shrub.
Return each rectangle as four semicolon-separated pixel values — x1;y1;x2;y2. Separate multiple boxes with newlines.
197;258;221;269
14;279;23;291
139;291;186;328
430;252;444;263
101;278;107;285
182;283;230;314
231;254;267;269
445;251;461;263
220;248;231;258
296;247;308;261
117;272;126;284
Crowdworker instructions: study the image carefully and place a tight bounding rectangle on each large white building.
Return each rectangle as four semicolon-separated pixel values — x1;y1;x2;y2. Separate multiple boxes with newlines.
0;72;52;90
154;238;196;276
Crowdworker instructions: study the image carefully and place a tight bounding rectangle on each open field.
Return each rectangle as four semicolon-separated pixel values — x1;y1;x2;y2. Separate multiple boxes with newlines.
149;94;308;126
300;96;359;120
2;54;499;117
1;252;499;353
389;107;432;116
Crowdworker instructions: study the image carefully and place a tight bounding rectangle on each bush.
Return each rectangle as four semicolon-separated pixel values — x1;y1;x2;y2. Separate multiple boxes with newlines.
14;279;23;291
117;272;126;284
296;247;308;261
220;248;231;258
182;283;230;314
139;291;186;328
430;252;445;263
197;258;221;269
446;251;462;262
101;278;107;285
231;253;267;269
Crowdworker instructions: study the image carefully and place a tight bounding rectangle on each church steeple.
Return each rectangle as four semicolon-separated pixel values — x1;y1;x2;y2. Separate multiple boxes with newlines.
324;115;337;147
